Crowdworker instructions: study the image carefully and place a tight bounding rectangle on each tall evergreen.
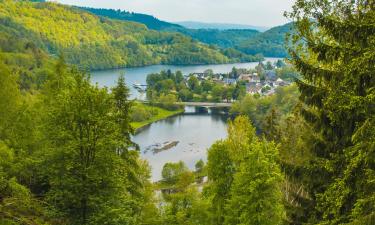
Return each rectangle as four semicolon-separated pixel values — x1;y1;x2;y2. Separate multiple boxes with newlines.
207;116;285;225
207;141;235;225
286;0;375;224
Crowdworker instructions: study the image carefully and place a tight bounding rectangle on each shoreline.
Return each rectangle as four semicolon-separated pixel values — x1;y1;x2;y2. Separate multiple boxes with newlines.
88;57;276;72
131;108;184;132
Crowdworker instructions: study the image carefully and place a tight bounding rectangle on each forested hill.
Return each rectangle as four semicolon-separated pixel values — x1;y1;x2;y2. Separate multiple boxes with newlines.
80;7;183;30
79;6;292;58
236;23;294;57
0;1;261;70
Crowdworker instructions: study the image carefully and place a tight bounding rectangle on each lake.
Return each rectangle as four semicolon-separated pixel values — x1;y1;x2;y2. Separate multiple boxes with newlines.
132;106;229;181
91;58;280;181
91;58;281;99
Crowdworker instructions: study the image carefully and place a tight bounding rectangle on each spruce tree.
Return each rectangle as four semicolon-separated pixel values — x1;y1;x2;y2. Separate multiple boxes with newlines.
207;116;285;225
224;116;285;225
286;0;375;223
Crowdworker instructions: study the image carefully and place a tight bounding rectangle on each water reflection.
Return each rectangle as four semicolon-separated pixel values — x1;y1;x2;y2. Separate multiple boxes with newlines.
132;106;229;181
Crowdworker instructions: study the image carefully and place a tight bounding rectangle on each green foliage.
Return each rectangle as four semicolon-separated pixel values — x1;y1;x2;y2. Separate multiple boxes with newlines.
80;7;183;30
161;161;189;185
284;0;375;224
225;140;284;225
80;4;291;58
0;47;158;224
42;70;149;224
158;161;211;225
206;141;234;225
275;65;300;81
0;142;55;225
231;85;300;131
0;0;255;70
147;70;245;103
237;23;294;57
206;116;285;225
130;103;158;122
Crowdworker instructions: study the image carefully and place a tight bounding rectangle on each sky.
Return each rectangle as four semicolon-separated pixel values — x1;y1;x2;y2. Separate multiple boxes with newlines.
53;0;295;27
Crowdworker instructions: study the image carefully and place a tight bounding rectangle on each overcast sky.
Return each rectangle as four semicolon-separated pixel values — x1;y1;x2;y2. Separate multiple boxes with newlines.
53;0;295;27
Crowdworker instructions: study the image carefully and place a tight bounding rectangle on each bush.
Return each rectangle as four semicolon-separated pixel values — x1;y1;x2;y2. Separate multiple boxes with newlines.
157;94;180;111
130;104;157;122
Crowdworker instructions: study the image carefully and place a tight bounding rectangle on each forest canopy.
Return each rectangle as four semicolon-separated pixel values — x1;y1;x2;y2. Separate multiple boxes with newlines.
0;0;261;70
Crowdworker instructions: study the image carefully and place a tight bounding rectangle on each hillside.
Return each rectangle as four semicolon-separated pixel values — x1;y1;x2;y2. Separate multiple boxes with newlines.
80;7;182;30
170;28;259;48
80;6;292;58
0;1;261;70
236;23;294;57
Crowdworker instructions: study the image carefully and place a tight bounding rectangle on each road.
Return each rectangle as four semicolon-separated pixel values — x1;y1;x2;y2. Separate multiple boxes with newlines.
175;102;232;107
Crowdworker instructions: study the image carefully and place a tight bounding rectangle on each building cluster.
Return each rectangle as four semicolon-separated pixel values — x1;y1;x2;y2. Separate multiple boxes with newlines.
190;69;290;96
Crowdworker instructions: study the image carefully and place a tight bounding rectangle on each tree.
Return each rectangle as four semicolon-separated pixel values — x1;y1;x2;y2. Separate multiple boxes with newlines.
207;116;285;225
211;85;224;102
162;161;189;185
262;108;280;141
275;59;285;68
286;0;375;223
0;139;54;225
195;159;204;173
175;71;184;84
188;76;200;93
157;93;179;110
178;88;193;102
44;71;139;224
201;80;214;93
0;60;21;139
207;141;234;225
232;82;246;100
265;61;274;70
225;140;284;225
230;67;238;79
112;75;134;148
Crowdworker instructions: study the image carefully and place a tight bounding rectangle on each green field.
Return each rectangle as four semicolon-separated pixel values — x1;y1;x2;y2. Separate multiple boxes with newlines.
130;103;184;130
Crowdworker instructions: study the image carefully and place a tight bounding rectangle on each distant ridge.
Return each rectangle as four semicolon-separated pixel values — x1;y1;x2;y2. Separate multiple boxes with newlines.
177;21;269;32
80;7;182;30
79;6;292;57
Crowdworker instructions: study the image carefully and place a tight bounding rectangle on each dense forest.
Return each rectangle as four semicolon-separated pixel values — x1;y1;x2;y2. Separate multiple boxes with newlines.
80;6;183;30
80;7;292;57
236;23;294;57
0;0;374;225
0;0;262;70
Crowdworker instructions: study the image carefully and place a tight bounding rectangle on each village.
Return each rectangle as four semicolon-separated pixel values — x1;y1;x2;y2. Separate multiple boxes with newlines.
189;61;291;97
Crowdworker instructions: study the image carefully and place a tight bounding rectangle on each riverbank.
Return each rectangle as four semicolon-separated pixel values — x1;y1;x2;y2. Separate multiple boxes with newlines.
131;104;184;131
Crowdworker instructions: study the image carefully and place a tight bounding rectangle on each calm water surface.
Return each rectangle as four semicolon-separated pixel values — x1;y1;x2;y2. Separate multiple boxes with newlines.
91;59;280;181
132;106;229;181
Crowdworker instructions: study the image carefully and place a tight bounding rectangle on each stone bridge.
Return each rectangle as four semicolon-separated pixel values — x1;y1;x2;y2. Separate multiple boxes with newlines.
137;101;232;108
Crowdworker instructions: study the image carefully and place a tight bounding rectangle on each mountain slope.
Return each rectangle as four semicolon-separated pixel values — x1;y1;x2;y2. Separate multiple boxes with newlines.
236;23;294;57
80;7;182;30
79;6;291;58
0;1;260;70
170;28;260;49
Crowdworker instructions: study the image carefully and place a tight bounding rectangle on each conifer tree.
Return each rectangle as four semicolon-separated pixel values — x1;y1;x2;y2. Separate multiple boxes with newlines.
207;141;235;225
224;116;285;225
286;0;375;223
207;116;285;225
